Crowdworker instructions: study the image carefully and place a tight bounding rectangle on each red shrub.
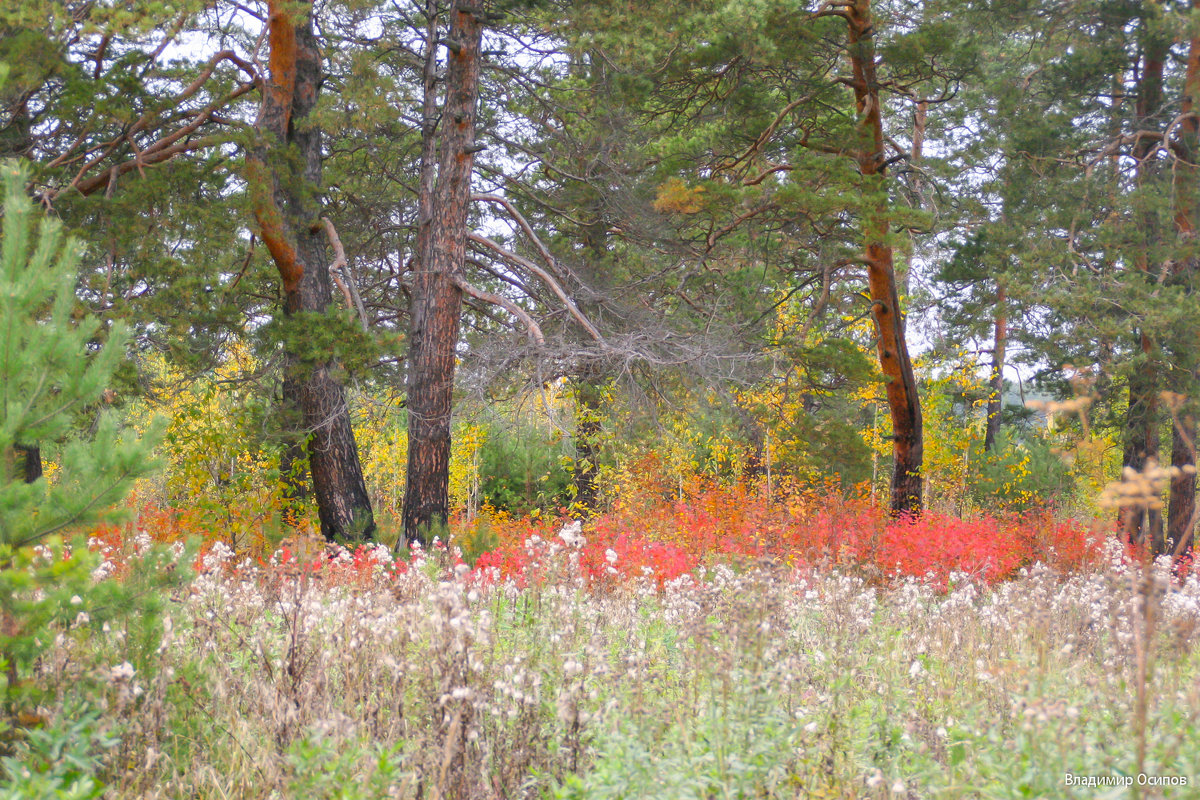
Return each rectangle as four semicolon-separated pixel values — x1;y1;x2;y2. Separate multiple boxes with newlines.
80;486;1113;591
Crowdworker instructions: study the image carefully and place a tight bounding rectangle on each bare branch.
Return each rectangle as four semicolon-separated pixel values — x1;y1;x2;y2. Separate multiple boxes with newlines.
131;50;259;138
63;134;223;198
468;232;604;343
54;76;255;200
320;217;370;332
452;276;545;345
472;193;562;279
320;218;359;316
705;202;779;250
743;163;794;186
804;0;852;21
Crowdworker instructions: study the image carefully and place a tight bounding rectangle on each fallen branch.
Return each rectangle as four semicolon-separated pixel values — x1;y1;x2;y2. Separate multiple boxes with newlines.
471;193;563;279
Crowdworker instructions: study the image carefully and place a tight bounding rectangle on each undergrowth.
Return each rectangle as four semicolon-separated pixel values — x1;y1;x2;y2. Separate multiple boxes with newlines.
3;505;1198;799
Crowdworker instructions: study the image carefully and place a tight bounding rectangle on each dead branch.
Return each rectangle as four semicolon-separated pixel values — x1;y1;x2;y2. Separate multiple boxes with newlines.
228;235;256;293
320;217;369;332
49;50;256;197
468;232;603;342
717;94;815;175
471;193;563;279
452;276;545;345
130;50;259;139
705;202;779;250
742;163;794;186
64;134;224;198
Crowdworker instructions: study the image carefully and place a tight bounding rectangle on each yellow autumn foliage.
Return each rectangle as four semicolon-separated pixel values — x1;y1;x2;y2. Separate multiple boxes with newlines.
352;391;486;522
653;177;706;214
128;343;492;537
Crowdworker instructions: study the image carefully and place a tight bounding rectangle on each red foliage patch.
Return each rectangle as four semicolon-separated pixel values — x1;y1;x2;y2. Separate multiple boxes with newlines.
467;486;1110;590
80;486;1112;591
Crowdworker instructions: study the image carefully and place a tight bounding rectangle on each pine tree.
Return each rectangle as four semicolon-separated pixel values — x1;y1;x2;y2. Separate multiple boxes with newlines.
0;160;161;547
0;162;185;729
252;0;376;542
402;0;486;543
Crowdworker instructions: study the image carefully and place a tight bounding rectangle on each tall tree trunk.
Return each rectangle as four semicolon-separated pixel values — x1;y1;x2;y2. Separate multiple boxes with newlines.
279;373;309;526
847;0;923;515
733;399;767;484
1168;412;1196;555
1122;23;1167;550
899;99;927;300
570;196;609;520
1123;354;1162;548
402;1;484;544
1166;12;1200;556
984;283;1007;452
414;0;440;283
254;0;375;541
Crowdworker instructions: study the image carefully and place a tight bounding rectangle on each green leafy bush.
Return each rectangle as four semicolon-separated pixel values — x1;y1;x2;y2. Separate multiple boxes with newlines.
479;420;573;514
968;429;1074;512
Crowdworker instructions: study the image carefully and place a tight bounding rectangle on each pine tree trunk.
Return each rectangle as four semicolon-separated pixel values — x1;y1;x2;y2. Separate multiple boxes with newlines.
847;0;923;515
402;1;484;544
1168;412;1196;555
1121;23;1167;550
1122;354;1162;549
255;0;375;541
570;200;609;520
279;371;310;529
734;402;767;483
984;284;1007;452
1166;15;1200;557
415;0;440;277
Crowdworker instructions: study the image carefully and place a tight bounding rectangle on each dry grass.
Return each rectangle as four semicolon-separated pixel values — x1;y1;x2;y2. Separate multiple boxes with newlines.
19;533;1200;799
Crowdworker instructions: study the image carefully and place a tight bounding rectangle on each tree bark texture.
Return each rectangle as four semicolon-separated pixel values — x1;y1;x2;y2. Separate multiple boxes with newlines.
1168;412;1196;555
415;0;440;277
254;0;375;541
402;0;484;544
847;0;924;515
984;284;1007;452
570;200;610;520
1122;21;1168;550
279;371;311;526
1166;13;1200;556
1123;355;1163;549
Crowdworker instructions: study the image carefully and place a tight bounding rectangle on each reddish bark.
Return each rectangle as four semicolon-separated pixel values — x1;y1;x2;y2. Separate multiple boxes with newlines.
1166;14;1200;556
846;0;924;515
254;0;375;541
402;1;485;544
